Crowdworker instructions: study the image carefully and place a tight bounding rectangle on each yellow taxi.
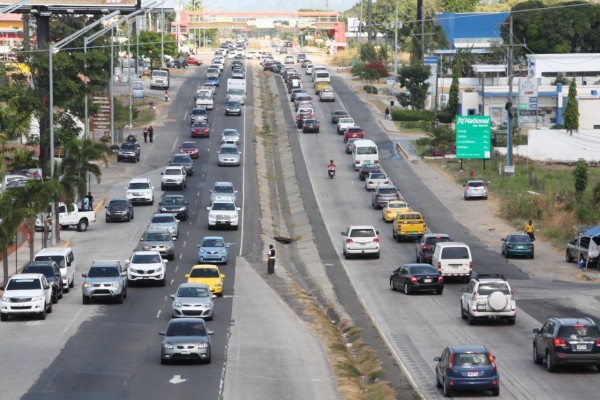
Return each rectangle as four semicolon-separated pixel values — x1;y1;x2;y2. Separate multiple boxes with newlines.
185;264;225;296
315;81;330;94
382;200;411;222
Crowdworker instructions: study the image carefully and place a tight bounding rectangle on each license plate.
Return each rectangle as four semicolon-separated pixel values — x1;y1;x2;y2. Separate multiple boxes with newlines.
577;344;587;350
180;351;190;355
517;245;524;249
477;303;487;311
424;279;432;283
467;371;478;377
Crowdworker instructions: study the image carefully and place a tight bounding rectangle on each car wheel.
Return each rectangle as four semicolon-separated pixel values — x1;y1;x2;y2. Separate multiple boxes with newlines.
436;374;442;388
566;250;574;263
467;313;476;325
52;291;58;304
161;357;169;365
47;301;53;314
58;288;63;300
505;251;509;259
0;313;7;321
507;317;516;325
344;252;350;260
106;216;110;223
374;252;380;259
436;289;443;295
545;352;555;372
69;278;74;288
531;253;535;259
395;234;402;243
77;219;88;232
460;303;468;320
416;253;421;263
116;292;124;304
117;158;121;162
390;279;396;290
82;295;90;304
161;185;165;191
533;344;543;364
170;253;175;261
403;283;411;295
38;304;47;320
123;287;127;298
64;285;70;293
491;387;499;397
443;380;452;397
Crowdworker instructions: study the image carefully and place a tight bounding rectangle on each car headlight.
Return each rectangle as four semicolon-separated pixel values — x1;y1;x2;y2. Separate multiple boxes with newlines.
111;283;120;288
199;248;206;254
83;283;92;288
163;343;174;349
173;301;182;307
1;297;10;302
142;245;151;250
197;343;208;348
168;227;176;233
179;207;186;211
32;295;44;301
160;207;168;212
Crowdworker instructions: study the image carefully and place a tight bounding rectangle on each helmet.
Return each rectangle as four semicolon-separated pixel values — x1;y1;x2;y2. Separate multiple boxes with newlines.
330;159;334;163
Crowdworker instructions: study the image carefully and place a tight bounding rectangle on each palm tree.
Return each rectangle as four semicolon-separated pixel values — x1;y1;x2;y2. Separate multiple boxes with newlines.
60;137;110;199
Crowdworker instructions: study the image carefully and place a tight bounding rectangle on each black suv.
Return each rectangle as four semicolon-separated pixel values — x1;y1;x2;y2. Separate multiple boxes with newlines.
117;142;140;163
533;317;600;372
105;198;134;223
415;234;453;263
159;194;189;221
22;261;63;304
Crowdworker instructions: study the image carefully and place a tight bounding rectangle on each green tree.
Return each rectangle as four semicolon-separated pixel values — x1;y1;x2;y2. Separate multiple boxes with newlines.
397;62;431;110
139;31;178;69
359;42;377;63
443;0;479;12
563;79;579;135
573;158;588;198
446;56;460;116
0;192;27;285
60;138;110;199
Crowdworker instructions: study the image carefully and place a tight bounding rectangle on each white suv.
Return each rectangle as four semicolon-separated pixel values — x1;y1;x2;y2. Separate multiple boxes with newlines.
1;273;53;321
341;225;380;259
160;166;187;191
126;178;155;205
206;197;240;230
460;274;516;325
126;251;167;287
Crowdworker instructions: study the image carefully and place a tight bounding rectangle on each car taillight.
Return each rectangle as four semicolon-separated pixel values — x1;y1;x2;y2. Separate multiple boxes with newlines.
376;194;382;198
374;160;379;163
409;276;418;283
367;181;373;184
373;238;380;243
506;244;513;249
488;352;497;370
422;245;429;250
346;238;353;243
437;276;443;283
595;339;600;347
528;245;534;250
447;353;454;371
554;338;567;347
469;262;473;270
355;161;360;164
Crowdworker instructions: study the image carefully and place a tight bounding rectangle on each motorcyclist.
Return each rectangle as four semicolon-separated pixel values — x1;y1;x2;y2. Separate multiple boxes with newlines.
327;160;336;171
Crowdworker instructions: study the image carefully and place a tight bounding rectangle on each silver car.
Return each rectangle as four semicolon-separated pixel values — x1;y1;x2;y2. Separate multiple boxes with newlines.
170;283;215;320
148;213;179;239
159;318;213;364
371;183;401;209
81;261;127;304
210;181;238;204
141;229;175;260
217;144;242;166
463;180;488;200
220;129;240;145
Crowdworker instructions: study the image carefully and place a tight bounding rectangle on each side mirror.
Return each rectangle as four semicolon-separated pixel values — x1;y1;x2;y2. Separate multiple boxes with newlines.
212;294;217;299
207;330;214;336
533;328;540;333
221;274;226;278
159;202;163;206
340;232;346;236
169;294;175;300
501;238;506;242
158;332;165;336
236;207;241;211
433;356;441;362
225;243;231;248
185;201;189;205
206;207;211;211
81;273;87;278
125;260;131;265
235;190;239;194
161;173;164;176
185;274;190;278
376;231;380;235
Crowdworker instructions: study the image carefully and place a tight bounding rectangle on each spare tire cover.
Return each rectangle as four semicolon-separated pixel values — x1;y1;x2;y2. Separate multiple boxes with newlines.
488;291;509;311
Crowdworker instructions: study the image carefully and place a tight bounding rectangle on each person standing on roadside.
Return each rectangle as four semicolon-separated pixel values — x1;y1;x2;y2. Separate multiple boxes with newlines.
525;220;535;241
267;245;276;274
85;192;94;210
164;91;169;102
384;107;390;120
148;125;154;143
143;128;148;143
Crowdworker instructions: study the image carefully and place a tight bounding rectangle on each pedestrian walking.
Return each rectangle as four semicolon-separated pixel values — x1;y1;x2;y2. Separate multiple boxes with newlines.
143;128;148;143
384;107;390;120
148;125;154;143
267;245;276;274
524;220;536;241
164;91;169;102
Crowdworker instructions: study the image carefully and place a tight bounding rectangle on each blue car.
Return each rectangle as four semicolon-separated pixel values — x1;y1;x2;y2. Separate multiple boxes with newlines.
434;345;500;397
197;236;229;264
205;76;220;87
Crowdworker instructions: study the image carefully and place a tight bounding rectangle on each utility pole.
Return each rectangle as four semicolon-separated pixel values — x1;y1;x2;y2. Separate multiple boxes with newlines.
506;15;514;170
421;5;425;60
367;0;372;43
394;0;398;77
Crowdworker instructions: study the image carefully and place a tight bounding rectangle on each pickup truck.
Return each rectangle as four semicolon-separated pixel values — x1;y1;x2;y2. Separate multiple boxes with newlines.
337;117;355;135
150;68;170;89
392;211;426;242
59;202;96;232
196;85;215;97
195;90;214;109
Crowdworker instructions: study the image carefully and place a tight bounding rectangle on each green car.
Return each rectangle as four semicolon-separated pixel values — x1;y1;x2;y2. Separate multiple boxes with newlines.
501;233;534;259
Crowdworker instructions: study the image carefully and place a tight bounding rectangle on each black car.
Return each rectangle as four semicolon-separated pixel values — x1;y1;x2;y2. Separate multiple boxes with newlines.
22;261;64;304
117;142;140;163
231;60;243;69
105;198;134;223
167;58;188;69
533;317;600;372
358;163;382;181
390;263;444;294
415;234;453;263
159;194;189;221
331;110;349;123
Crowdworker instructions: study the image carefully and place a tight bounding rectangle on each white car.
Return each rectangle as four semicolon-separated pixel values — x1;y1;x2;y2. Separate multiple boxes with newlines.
245;51;259;59
1;273;53;321
341;225;380;259
220;128;241;145
160;166;187;191
126;251;167;286
464;179;488;200
210;181;238;204
460;274;516;325
212;58;225;71
207;197;240;230
365;172;390;191
306;64;313;75
170;283;215;319
126;178;154;205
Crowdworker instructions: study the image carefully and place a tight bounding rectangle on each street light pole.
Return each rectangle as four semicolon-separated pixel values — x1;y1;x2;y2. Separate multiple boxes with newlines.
161;7;165;68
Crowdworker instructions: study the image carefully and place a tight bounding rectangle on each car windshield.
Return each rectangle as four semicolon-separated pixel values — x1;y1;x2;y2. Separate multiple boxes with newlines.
408;266;437;275
193;122;208;128
509;235;531;243
361;165;378;171
87;267;120;278
172;156;191;163
349;229;376;238
166;321;207;337
181;143;196;149
131;254;162;263
34;255;63;265
557;325;600;339
455;352;491;366
227;102;240;107
163;196;185;206
441;247;470;259
190;268;220;278
145;232;171;241
214;186;234;193
192;109;207;116
129;183;150;189
177;286;210;298
222;130;239;136
121;143;136;150
202;238;225;247
477;282;510;295
110;200;128;207
6;278;42;290
164;169;182;176
212;203;235;211
425;236;451;245
369;173;386;179
152;216;175;223
220;147;238;154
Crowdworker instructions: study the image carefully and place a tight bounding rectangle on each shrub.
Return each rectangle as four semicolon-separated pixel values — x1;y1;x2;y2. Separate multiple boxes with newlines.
391;109;435;121
363;60;388;79
363;85;378;94
350;60;365;76
437;113;455;124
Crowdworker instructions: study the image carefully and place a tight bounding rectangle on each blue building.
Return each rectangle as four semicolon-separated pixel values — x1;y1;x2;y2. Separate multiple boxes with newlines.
434;12;510;50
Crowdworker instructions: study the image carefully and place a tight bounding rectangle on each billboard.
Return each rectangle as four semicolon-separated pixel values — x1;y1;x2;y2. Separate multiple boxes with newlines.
455;116;491;159
3;0;140;14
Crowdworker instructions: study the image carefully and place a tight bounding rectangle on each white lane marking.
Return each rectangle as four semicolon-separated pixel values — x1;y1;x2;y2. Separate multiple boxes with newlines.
174;265;179;273
170;278;175;286
171;137;179;153
156;309;162;319
60;307;86;337
239;67;248;257
170;375;188;384
182;240;187;248
183;110;189;121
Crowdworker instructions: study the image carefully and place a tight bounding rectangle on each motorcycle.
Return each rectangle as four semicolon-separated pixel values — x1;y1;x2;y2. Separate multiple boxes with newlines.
328;168;336;179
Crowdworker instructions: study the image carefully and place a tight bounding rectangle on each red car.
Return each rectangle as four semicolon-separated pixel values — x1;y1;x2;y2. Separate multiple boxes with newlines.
179;141;199;159
344;126;364;143
191;121;210;138
186;57;202;65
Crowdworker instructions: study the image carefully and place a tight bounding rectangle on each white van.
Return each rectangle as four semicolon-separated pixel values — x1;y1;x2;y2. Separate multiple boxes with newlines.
312;65;327;81
33;247;76;292
431;242;473;281
314;71;331;86
352;139;379;170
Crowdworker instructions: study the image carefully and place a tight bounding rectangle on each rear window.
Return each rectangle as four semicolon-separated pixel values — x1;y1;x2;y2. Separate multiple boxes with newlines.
477;282;510;295
454;352;491;366
349;229;376;238
509;235;532;243
316;72;329;78
557;325;600;339
378;188;397;194
425;236;452;245
468;181;486;188
441;246;470;259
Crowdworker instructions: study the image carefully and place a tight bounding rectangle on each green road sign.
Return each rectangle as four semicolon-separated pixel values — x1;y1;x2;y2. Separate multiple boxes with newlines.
455;116;491;159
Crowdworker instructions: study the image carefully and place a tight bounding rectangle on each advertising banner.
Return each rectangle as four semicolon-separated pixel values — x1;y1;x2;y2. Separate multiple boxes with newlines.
455;116;491;159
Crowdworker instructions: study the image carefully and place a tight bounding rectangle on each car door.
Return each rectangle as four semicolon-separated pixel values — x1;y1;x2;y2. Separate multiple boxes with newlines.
462;280;475;310
52;263;62;288
397;267;408;286
66;252;75;283
535;320;554;357
436;348;450;382
391;268;402;288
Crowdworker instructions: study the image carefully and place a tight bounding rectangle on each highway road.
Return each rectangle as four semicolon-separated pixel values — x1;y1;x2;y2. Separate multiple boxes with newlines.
270;47;600;399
